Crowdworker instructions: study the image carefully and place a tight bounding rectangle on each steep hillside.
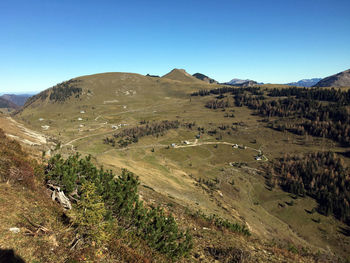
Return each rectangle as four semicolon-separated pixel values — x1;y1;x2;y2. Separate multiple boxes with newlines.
314;69;350;87
0;128;166;262
286;78;321;87
1;115;332;263
192;73;218;84
162;69;203;83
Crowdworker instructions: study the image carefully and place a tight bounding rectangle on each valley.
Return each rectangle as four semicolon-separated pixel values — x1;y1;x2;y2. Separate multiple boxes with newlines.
1;70;348;262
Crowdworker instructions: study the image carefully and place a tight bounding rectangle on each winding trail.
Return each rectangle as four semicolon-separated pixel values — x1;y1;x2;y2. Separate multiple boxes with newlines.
96;137;269;163
63;130;115;150
172;139;268;161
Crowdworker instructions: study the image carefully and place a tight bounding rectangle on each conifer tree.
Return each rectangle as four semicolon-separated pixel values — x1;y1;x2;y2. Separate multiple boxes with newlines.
71;181;110;247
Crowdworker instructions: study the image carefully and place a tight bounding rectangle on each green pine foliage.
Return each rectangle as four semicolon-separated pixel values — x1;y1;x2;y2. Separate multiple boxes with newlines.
189;209;251;236
71;181;111;247
104;120;180;148
196;85;350;146
140;206;193;258
45;153;193;259
49;79;82;102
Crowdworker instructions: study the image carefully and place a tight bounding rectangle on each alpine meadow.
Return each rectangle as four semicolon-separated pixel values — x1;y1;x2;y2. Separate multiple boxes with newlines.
1;1;350;262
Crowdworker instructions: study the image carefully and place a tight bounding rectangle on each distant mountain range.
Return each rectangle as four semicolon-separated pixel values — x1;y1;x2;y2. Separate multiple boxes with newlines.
285;78;322;87
0;94;32;106
227;78;253;85
313;69;350;87
0;97;19;109
224;78;260;87
192;73;218;84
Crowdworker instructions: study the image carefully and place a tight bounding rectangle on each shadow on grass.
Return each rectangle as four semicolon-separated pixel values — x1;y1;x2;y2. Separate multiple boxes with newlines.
0;249;25;263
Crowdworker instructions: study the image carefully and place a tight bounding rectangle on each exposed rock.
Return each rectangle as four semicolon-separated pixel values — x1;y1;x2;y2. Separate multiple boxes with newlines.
9;227;20;233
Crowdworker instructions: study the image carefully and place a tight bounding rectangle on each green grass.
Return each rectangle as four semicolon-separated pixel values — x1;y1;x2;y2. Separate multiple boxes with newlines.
14;72;350;260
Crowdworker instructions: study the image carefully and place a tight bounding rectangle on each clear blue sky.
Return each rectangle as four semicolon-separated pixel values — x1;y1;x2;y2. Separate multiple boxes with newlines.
1;0;350;93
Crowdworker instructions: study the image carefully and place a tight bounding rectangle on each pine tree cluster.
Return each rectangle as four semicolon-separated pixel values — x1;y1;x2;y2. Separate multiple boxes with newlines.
191;86;263;97
268;152;350;224
49;79;82;102
45;153;193;259
104;120;181;147
204;86;350;146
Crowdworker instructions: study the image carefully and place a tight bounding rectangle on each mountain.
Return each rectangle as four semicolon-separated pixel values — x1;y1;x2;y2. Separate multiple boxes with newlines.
313;69;350;87
192;73;218;84
286;78;321;87
13;71;350;262
225;78;261;87
225;78;258;87
162;68;202;83
17;71;208;119
0;94;32;106
0;97;19;109
227;78;252;85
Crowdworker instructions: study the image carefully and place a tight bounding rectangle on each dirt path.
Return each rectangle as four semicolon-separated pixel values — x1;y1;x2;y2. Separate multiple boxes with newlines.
64;101;186;150
173;139;268;161
63;130;115;150
96;138;268;164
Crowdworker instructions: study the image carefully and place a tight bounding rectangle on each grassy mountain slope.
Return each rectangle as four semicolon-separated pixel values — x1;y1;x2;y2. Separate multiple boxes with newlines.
0;127;166;262
0;124;325;262
12;73;350;261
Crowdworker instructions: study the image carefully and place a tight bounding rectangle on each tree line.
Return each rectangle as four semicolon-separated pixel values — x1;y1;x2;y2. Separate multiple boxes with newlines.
49;79;82;102
195;87;350;147
191;86;264;97
266;152;350;224
234;92;350;146
104;120;186;147
268;87;350;105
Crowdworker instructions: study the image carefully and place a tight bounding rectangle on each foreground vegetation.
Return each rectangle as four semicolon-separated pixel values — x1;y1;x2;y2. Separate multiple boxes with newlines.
45;153;193;260
11;72;350;261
